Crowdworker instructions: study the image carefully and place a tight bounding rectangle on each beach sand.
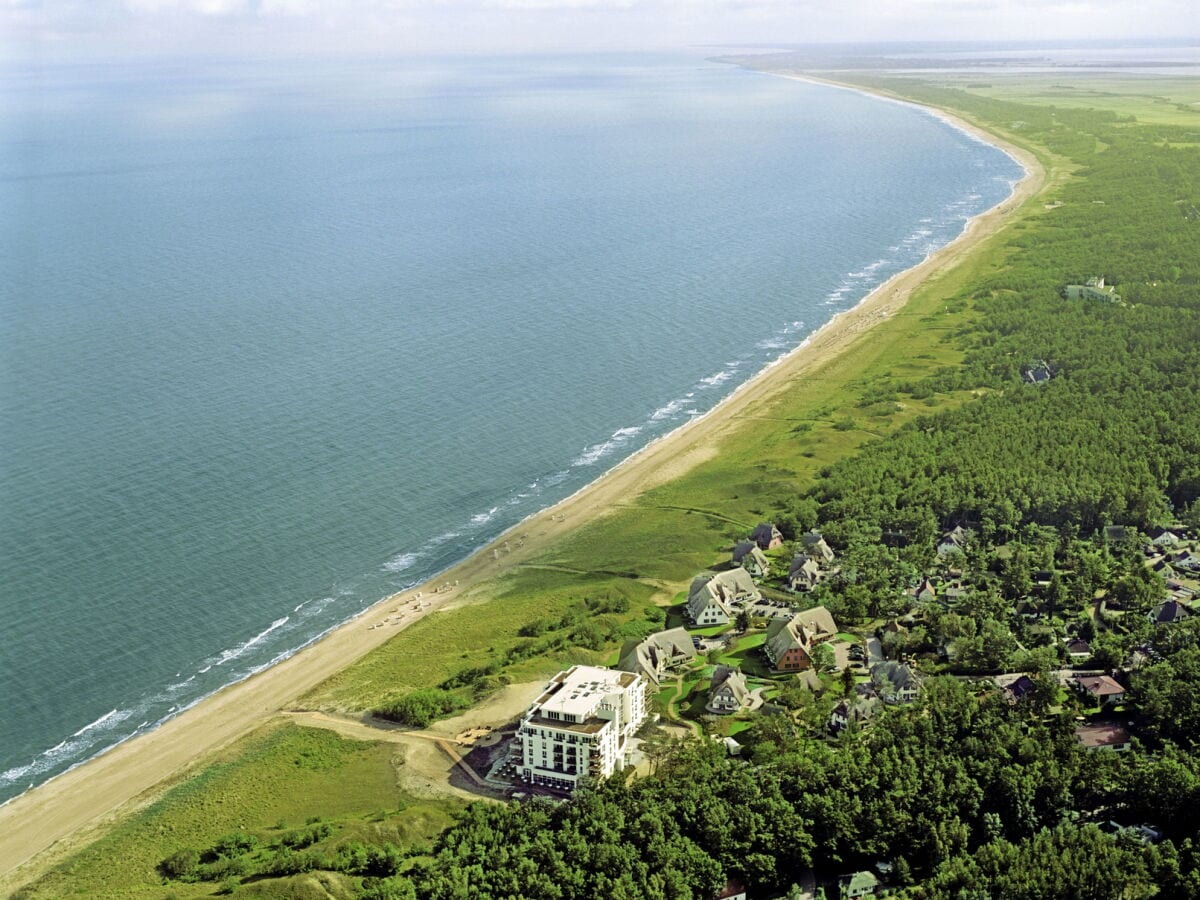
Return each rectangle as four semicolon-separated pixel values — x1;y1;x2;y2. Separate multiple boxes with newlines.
0;78;1045;890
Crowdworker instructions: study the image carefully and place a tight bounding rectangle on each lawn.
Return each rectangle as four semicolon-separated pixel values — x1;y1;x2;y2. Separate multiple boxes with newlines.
713;632;773;678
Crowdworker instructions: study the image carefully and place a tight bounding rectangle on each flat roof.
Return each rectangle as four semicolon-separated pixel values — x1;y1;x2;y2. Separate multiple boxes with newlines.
525;715;608;735
536;665;638;719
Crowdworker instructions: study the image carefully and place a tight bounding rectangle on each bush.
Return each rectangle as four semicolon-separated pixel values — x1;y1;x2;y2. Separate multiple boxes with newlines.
585;595;630;614
263;847;319;877
361;876;418;900
210;831;258;859
201;857;248;882
376;689;469;727
280;822;333;849
518;619;551;637
159;848;200;881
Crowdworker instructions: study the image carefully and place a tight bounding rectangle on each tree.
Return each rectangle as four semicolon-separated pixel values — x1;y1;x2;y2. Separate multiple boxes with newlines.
810;642;835;672
841;665;856;697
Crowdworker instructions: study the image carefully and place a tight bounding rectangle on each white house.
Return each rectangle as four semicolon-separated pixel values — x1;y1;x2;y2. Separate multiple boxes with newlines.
616;628;696;687
870;661;923;705
707;665;752;714
732;541;771;579
686;569;761;626
517;665;647;792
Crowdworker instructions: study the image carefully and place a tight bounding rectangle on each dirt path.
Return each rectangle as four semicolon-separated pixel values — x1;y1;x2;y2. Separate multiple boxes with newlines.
0;83;1048;892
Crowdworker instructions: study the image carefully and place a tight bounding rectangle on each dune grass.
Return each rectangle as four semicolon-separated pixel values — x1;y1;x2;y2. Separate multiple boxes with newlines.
16;724;464;899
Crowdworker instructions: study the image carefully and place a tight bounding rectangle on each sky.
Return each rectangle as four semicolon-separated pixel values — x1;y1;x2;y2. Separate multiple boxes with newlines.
1;0;1197;61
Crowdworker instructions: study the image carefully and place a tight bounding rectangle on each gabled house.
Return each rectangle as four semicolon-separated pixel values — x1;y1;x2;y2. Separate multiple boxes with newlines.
1150;530;1181;549
802;531;836;565
686;586;733;627
882;619;909;638
1023;360;1053;384
943;584;968;606
1152;600;1190;628
707;665;752;714
732;541;770;579
937;525;971;557
1171;552;1200;574
829;696;880;735
1064;276;1119;302
914;577;936;603
870;661;923;704
1076;722;1131;752
752;522;784;551
840;870;879;899
764;606;839;672
1151;599;1192;625
616;627;697;688
1073;674;1127;708
1003;674;1037;705
1065;638;1092;662
686;569;762;626
788;554;824;592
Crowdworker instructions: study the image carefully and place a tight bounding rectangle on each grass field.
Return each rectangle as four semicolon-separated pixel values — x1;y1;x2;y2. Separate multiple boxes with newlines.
934;74;1200;131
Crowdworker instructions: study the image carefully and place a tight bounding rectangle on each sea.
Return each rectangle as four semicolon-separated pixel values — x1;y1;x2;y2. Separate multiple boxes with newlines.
0;53;1022;803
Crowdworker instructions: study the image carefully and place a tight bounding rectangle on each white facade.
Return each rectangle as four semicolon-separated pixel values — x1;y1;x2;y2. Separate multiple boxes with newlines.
686;569;760;625
518;665;647;792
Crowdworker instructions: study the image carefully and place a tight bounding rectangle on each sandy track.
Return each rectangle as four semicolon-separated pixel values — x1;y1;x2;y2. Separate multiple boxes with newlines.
0;81;1045;891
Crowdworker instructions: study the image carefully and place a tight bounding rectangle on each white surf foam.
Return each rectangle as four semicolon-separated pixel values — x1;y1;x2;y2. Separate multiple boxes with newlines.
572;425;643;467
383;552;420;573
72;709;124;737
469;506;500;526
214;616;289;667
698;369;735;388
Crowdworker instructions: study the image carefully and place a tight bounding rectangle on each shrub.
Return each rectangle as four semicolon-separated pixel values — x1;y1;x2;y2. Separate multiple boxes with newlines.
159;848;200;881
376;689;469;727
210;831;258;859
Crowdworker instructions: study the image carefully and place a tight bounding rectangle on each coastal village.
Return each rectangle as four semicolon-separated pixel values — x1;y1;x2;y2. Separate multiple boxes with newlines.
420;514;1200;899
8;48;1200;900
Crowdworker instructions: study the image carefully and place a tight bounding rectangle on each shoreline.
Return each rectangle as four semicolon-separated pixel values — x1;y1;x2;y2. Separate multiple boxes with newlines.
0;76;1045;888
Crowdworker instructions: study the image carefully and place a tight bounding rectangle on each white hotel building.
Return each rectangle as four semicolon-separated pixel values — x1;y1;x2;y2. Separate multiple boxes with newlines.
517;665;648;792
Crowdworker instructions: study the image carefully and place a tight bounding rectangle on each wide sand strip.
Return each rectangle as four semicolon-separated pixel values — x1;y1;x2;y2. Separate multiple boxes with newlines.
0;78;1044;887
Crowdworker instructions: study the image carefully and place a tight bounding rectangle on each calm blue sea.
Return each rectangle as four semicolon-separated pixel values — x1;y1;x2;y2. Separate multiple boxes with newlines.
0;54;1021;801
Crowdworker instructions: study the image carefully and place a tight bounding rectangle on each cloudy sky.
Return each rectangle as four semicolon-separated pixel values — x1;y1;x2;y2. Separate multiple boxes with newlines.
2;0;1195;60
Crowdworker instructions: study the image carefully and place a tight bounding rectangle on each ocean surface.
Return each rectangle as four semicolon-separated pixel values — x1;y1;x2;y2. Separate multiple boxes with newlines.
0;53;1022;802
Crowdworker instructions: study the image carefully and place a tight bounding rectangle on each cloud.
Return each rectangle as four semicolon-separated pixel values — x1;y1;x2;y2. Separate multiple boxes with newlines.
2;0;1196;59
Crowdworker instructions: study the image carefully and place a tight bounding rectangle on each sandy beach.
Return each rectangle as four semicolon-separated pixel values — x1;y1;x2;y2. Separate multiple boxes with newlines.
0;77;1045;890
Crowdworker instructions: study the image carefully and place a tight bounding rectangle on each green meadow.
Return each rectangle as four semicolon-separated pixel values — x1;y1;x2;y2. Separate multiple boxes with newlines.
937;75;1200;131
